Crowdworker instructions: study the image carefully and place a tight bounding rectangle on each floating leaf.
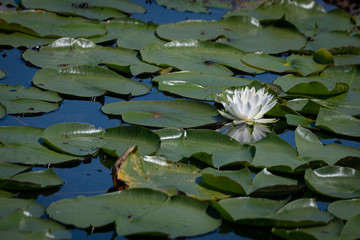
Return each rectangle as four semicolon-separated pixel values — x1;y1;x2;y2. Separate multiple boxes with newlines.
42;122;160;157
285;114;314;128
305;166;360;199
315;108;360;137
0;32;55;48
328;199;360;220
155;128;252;167
0;197;45;218
102;100;223;128
112;147;228;200
0;190;14;198
0;104;5;119
0;68;5;79
0;10;106;37
140;40;263;75
153;72;252;100
155;0;232;13
0;126;84;165
212;197;333;228
0;0;17;6
305;31;360;51
32;65;150;97
47;188;221;238
0;162;31;178
341;214;360;240
241;52;327;76
202;167;301;196
0;83;61;115
22;38;160;75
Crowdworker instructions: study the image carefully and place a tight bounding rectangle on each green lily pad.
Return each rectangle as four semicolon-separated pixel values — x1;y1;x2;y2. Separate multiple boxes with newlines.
241;52;327;76
285;99;331;115
21;0;142;20
0;162;31;178
202;167;301;196
155;0;232;13
0;68;5;79
315;108;360;137
0;83;61;115
285;114;314;128
92;18;165;50
47;188;221;238
0;10;106;38
140;40;263;75
0;104;5;119
0;126;84;165
305;166;360;199
156;16;261;42
217;19;307;54
32;65;150;97
305;31;360;51
0;210;71;240
0;0;17;6
0;167;64;191
0;197;45;218
272;218;343;240
113;147;228;200
154;128;252;167
0;32;55;48
42;122;160;157
0;190;14;198
341;214;360;240
328;199;360;220
102;100;223;128
153;72;252;100
22;37;160;76
212;197;333;228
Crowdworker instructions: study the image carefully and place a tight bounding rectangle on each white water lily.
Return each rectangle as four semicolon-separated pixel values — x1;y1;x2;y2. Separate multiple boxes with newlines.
218;86;277;125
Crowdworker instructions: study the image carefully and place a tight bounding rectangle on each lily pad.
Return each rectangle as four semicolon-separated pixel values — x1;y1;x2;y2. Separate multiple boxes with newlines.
0;10;106;38
285;99;331;115
22;37;160;75
0;32;55;48
153;72;252;100
112;147;228;200
32;65;150;97
0;84;62;115
102;100;223;128
0;104;5;119
140;40;263;75
341;214;360;240
0;126;84;165
0;197;45;218
47;188;221;238
202;167;301;196
328;199;360;220
42;122;160;157
21;0;144;20
0;162;31;178
155;0;232;13
212;197;333;228
315;108;360;137
241;52;327;76
305;31;360;51
305;166;360;199
154;128;252;167
0;68;5;79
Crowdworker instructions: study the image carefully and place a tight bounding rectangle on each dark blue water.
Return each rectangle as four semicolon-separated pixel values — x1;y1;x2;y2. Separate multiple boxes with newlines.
0;1;358;239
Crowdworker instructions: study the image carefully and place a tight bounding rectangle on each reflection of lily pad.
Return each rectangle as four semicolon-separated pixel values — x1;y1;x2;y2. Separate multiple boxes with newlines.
0;10;106;37
305;166;360;199
0;83;62;115
153;72;252;100
242;52;327;76
140;40;262;75
155;128;252;167
212;197;333;228
47;188;221;238
23;38;160;75
113;147;228;200
42;122;160;157
102;100;223;128
0;126;84;165
32;65;150;97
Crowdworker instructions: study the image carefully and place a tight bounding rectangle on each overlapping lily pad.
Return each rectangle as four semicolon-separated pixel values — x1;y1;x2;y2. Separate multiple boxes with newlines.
0;10;106;38
328;199;360;220
305;31;360;51
140;40;263;75
0;126;84;165
42;122;160;157
21;0;145;20
32;65;150;97
154;128;252;167
22;38;160;75
212;197;333;228
0;197;45;218
102;100;223;128
0;83;62;115
47;188;221;238
153;72;252;100
242;52;328;76
305;166;360;199
0;32;55;48
202;167;301;196
112;147;228;200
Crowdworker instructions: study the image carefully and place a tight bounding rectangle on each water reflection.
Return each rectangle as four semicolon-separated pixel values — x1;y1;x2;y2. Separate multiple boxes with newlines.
218;123;271;143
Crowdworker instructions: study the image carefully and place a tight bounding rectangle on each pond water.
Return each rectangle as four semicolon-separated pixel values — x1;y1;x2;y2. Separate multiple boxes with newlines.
0;0;359;239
